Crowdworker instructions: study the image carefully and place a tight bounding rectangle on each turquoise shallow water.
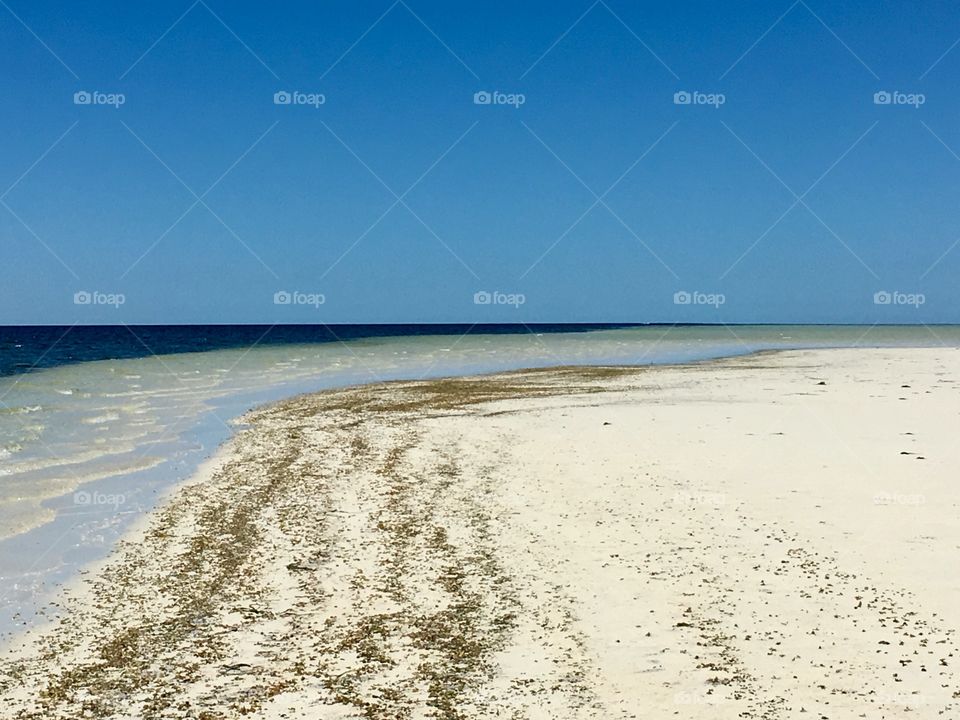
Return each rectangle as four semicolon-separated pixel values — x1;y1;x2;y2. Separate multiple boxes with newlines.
1;324;958;643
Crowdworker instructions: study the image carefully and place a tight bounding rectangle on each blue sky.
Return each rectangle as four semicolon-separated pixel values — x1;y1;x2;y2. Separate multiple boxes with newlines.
1;0;959;324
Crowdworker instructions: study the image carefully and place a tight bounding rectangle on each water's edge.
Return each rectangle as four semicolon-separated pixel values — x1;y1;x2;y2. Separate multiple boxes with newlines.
1;329;958;648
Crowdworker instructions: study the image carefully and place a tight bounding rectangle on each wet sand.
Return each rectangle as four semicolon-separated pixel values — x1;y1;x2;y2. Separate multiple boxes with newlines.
1;348;959;718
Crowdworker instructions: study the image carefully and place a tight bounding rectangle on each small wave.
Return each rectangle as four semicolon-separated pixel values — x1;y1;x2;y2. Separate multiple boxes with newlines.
0;444;22;460
0;405;42;415
0;445;155;486
82;412;120;425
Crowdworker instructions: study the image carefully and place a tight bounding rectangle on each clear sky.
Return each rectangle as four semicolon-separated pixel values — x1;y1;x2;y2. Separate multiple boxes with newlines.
2;0;959;324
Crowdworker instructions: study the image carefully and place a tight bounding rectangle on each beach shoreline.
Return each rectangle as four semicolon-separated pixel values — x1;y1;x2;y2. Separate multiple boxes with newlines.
1;347;959;718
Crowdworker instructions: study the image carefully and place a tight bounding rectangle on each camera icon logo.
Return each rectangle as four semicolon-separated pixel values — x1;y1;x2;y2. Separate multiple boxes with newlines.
473;91;492;105
473;290;492;305
274;290;292;305
673;91;692;105
74;91;92;105
274;91;292;105
673;290;692;305
873;290;892;305
73;490;91;505
873;91;892;105
74;290;92;305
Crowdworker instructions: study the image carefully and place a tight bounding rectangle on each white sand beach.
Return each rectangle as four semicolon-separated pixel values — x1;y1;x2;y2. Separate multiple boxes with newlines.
1;347;959;718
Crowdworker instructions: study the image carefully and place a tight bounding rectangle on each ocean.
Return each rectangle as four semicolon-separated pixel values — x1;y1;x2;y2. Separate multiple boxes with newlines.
1;323;959;642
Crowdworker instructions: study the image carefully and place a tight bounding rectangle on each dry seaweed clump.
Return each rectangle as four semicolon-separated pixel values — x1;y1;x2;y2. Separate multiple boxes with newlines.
265;365;643;418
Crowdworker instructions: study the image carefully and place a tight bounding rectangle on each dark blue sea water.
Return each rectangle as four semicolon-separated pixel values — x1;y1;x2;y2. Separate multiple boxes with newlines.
0;324;636;377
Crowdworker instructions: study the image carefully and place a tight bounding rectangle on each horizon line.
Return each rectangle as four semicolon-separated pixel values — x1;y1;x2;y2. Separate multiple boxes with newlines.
2;322;958;329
